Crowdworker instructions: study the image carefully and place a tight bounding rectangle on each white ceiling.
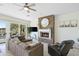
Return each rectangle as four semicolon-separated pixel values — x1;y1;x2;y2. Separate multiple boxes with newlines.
0;3;79;21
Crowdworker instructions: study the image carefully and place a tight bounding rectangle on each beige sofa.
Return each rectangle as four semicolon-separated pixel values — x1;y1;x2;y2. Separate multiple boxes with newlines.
8;37;43;56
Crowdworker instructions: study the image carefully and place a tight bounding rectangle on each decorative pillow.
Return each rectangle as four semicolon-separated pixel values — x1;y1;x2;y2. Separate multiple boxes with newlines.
18;36;25;41
13;38;21;43
18;36;32;42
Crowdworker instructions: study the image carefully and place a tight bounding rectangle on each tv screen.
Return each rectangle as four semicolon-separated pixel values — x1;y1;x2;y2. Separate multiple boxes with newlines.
28;27;38;32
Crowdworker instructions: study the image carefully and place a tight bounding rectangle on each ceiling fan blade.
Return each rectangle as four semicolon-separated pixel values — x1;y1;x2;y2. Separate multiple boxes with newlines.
14;3;23;7
27;7;36;11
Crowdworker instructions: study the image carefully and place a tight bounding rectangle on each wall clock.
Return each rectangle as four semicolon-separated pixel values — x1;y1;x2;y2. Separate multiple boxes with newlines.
39;15;54;29
41;18;49;28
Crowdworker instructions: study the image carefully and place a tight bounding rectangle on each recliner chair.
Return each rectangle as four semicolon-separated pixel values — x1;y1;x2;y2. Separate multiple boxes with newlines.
48;40;74;56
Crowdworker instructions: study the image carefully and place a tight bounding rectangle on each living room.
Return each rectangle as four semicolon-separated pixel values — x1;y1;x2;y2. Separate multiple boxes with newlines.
0;3;79;56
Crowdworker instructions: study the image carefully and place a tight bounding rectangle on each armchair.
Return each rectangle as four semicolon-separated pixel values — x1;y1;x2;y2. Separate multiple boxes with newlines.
48;40;75;56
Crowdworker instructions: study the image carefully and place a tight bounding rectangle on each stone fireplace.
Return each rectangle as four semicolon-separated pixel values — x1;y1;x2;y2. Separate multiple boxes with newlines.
38;15;55;44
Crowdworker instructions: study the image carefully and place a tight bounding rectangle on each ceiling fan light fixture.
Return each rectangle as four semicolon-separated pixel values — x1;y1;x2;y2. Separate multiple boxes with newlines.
24;7;28;11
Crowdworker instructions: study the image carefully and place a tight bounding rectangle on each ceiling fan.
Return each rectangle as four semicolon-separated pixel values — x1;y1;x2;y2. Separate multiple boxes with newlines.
15;3;36;13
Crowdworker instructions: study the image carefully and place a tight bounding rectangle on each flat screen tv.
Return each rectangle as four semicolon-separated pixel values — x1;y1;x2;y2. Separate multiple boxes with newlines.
27;27;38;32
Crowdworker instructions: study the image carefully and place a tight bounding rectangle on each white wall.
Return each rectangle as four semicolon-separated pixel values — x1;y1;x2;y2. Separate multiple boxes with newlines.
55;11;79;43
30;18;38;27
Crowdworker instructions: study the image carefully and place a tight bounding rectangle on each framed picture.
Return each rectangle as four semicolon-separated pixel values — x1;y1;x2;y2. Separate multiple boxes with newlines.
10;23;19;35
20;25;26;35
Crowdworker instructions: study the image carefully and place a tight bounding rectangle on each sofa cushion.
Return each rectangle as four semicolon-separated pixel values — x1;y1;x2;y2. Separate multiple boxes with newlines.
18;36;32;42
26;43;41;50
